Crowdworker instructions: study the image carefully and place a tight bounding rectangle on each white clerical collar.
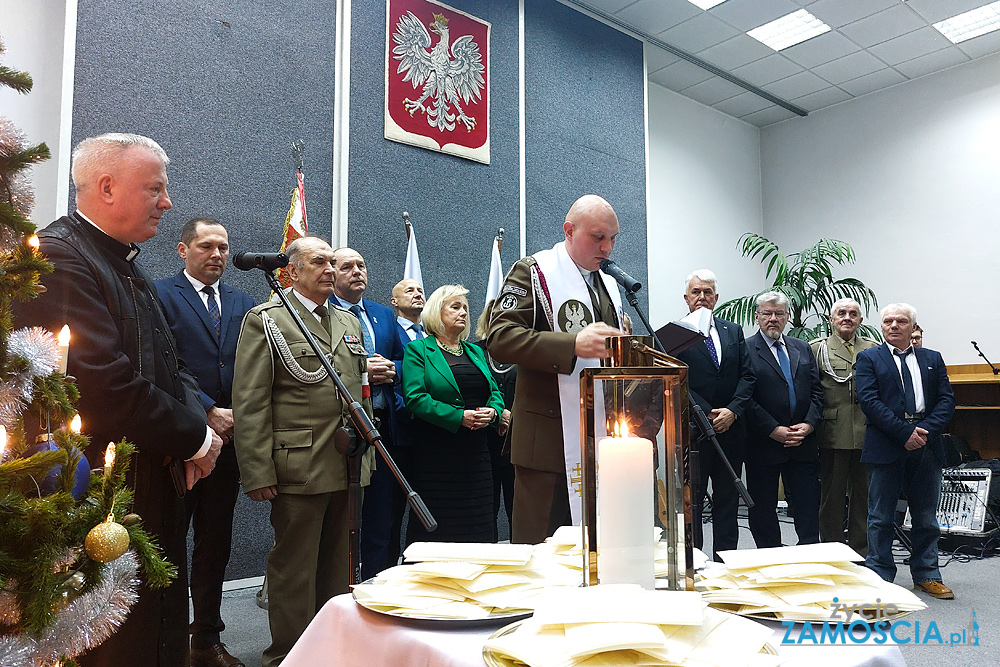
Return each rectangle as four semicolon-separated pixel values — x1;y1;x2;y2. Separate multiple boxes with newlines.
76;209;140;260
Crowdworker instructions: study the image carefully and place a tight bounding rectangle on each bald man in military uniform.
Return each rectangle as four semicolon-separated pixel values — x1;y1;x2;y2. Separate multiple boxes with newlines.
487;195;623;544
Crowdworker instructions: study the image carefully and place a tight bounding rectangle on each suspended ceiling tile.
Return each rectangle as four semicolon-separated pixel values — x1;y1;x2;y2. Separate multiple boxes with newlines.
812;50;888;84
780;30;862;68
838;67;907;96
763;70;830;98
893;46;970;79
658;12;741;53
807;0;898;29
583;0;636;12
868;26;953;66
791;85;853;112
708;0;800;32
649;59;715;91
680;76;748;106
839;4;926;49
740;105;798;127
904;0;992;25
697;34;775;70
956;28;1000;59
616;0;701;35
711;91;775;117
646;44;681;74
731;53;804;87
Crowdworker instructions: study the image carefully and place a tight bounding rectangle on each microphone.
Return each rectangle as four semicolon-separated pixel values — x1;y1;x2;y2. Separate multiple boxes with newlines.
599;259;642;293
233;251;289;272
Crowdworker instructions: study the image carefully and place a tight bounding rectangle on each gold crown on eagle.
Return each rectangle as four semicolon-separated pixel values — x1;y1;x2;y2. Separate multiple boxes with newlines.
431;12;450;26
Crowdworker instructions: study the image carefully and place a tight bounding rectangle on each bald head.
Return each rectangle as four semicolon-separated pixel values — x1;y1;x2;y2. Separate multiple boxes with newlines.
392;278;425;321
563;195;619;271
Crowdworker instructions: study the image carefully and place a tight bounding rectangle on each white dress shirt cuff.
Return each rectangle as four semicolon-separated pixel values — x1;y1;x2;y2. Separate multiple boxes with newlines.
187;426;214;460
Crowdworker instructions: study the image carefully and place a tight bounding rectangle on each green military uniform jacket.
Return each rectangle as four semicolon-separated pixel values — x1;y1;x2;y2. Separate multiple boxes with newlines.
810;333;879;450
233;293;374;494
486;256;581;473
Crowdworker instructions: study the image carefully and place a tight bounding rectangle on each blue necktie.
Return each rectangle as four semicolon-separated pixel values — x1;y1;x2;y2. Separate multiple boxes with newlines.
348;304;375;357
412;322;425;339
202;285;221;337
774;340;797;415
704;333;719;368
895;349;917;416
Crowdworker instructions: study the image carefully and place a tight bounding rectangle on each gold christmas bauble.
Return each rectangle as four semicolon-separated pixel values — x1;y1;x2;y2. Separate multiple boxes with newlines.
85;521;129;563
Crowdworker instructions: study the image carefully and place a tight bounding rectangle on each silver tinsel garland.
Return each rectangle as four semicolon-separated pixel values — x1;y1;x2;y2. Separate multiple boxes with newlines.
2;327;60;425
0;551;140;667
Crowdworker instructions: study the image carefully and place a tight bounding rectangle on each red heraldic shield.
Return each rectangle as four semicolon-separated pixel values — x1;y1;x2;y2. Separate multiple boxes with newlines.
385;0;491;164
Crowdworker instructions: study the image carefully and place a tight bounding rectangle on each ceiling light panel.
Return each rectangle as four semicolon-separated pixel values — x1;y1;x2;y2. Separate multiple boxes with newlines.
747;9;832;51
686;0;728;9
934;1;1000;44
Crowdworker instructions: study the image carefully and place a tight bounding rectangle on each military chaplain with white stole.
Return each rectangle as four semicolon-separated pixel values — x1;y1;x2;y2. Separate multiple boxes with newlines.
233;236;373;667
486;194;624;545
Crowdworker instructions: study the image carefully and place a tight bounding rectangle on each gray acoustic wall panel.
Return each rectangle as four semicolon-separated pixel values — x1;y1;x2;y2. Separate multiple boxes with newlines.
348;0;521;321
524;0;648;312
71;0;339;305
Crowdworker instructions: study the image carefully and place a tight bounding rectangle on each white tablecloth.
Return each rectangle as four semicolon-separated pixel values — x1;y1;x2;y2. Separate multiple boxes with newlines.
282;594;907;667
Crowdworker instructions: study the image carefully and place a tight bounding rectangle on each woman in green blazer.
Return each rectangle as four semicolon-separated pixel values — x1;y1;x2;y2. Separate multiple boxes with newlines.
402;284;505;544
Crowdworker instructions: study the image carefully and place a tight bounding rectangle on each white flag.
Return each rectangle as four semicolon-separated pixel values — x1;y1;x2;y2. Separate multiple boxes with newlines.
485;236;503;303
404;227;423;289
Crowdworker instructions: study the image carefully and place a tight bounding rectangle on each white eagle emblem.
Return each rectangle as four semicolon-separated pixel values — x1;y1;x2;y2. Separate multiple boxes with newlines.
392;11;485;133
563;302;588;334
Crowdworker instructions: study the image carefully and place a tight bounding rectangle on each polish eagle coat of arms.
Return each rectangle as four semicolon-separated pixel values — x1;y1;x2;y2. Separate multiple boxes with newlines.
392;11;485;133
384;0;491;163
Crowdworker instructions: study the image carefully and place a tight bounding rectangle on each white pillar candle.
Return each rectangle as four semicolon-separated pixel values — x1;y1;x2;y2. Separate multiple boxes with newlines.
597;424;655;589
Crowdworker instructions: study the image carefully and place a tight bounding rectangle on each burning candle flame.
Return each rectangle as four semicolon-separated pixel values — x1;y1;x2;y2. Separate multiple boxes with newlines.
58;325;71;346
104;443;115;468
613;420;630;438
70;414;82;433
27;235;40;249
0;425;6;459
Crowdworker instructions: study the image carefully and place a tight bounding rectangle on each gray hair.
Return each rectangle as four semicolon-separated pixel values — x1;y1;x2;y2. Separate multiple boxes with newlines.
829;297;862;317
71;133;169;190
755;291;789;312
285;236;332;269
880;302;917;325
684;269;718;292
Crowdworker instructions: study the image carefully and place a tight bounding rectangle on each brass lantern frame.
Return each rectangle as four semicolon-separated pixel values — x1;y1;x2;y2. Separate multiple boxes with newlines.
579;336;694;591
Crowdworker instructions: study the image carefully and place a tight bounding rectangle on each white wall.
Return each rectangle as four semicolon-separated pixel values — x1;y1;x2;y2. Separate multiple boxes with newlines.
761;53;1000;364
0;0;75;226
646;80;763;328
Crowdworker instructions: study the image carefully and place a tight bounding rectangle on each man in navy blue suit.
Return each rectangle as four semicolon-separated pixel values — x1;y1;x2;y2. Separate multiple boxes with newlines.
156;218;256;667
674;270;755;561
856;303;955;599
331;248;406;578
745;291;825;548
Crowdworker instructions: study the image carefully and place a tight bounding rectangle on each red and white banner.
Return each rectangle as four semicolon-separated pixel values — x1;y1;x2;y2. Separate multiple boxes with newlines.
385;0;491;164
276;172;308;289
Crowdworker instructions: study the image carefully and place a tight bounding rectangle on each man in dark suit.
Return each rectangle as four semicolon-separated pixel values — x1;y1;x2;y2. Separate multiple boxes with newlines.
156;218;255;667
13;133;222;667
331;248;406;578
856;303;955;599
674;270;755;561
745;291;825;548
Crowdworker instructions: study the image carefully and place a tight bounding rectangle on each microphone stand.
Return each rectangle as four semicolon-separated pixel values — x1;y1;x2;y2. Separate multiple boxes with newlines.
972;341;1000;375
262;269;436;584
622;287;667;354
690;403;754;508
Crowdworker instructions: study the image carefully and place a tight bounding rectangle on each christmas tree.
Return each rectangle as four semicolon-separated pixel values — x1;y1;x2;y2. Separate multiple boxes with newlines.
0;33;173;667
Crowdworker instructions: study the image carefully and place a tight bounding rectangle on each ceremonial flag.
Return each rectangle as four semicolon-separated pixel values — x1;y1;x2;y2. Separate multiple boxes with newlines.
404;225;423;289
485;235;503;304
276;172;308;288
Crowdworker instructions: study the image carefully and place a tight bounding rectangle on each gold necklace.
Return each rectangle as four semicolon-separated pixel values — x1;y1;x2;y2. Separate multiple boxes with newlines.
438;340;464;356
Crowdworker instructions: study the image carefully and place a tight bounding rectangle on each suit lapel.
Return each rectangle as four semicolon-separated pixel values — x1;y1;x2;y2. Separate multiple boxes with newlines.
175;272;219;345
290;292;332;348
426;337;461;395
829;335;854;364
914;346;934;401
877;344;905;393
219;283;236;348
753;333;783;379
